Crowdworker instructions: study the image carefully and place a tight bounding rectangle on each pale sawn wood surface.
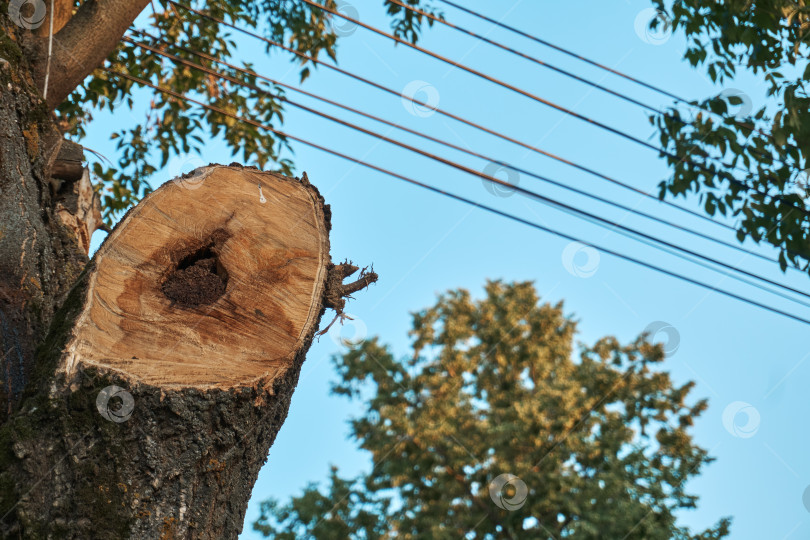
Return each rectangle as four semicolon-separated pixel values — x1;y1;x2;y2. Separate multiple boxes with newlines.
61;165;330;389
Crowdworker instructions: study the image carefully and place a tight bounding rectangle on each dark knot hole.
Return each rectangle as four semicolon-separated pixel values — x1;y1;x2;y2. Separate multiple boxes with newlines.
161;245;229;307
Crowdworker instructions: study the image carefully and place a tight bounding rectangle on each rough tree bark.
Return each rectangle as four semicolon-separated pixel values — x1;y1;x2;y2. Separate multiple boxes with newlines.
0;4;375;538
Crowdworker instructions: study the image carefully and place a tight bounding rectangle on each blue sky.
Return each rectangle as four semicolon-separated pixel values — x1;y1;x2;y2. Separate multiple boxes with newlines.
85;1;810;537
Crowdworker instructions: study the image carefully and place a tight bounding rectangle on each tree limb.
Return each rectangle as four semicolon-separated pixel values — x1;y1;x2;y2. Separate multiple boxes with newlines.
32;0;151;109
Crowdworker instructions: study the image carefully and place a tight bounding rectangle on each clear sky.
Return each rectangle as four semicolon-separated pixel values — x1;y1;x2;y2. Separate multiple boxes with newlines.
85;1;809;538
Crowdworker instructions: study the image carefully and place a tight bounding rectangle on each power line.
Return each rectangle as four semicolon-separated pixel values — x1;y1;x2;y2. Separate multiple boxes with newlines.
435;0;690;103
301;0;668;152
434;0;804;159
166;0;748;237
386;0;797;177
166;1;810;274
167;0;810;268
299;0;810;218
101;67;810;327
109;47;810;306
126;32;789;272
388;0;665;117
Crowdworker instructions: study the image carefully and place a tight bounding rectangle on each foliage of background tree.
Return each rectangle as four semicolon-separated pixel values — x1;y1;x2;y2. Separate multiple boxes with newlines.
61;0;438;222
650;0;810;273
253;281;731;539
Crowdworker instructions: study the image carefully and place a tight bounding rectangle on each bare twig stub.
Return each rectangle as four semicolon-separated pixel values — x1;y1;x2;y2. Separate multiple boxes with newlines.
318;262;378;335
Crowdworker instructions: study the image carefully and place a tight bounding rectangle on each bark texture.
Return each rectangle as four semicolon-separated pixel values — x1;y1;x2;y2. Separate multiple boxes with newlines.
0;19;86;422
1;0;151;421
0;9;371;537
1;256;330;538
0;164;344;537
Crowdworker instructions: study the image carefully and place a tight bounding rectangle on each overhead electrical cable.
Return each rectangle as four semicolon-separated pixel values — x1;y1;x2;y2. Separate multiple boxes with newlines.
386;0;797;172
166;0;753;237
434;0;804;157
298;0;810;218
436;0;690;102
167;0;810;268
108;50;810;305
126;32;790;271
387;0;667;117
102;67;810;327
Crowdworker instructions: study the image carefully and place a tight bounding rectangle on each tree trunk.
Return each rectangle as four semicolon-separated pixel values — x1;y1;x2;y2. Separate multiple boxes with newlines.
0;18;86;423
1;166;338;538
0;15;369;538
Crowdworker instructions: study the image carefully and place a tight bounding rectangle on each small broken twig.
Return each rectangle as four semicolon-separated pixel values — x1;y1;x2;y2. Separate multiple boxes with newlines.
317;261;378;336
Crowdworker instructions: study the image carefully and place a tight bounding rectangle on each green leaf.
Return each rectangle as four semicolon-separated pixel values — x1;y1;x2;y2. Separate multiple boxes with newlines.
648;1;810;275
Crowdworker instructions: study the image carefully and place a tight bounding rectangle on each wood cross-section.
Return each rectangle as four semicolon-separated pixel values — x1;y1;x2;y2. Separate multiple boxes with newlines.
62;165;330;389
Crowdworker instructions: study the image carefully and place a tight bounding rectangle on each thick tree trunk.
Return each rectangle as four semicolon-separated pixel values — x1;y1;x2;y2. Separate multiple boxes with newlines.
0;14;372;538
1;165;337;539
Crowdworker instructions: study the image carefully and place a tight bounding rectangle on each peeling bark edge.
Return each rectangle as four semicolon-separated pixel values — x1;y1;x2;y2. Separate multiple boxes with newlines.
0;168;335;538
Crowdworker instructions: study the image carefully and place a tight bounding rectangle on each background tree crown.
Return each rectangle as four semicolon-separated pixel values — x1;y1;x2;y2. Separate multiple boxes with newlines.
254;281;731;539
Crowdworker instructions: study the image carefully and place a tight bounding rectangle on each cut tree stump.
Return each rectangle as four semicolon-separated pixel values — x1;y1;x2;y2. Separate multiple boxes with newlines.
0;164;375;539
63;164;330;388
